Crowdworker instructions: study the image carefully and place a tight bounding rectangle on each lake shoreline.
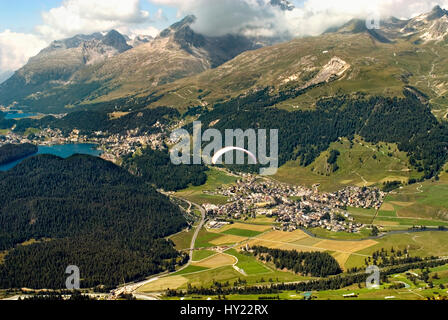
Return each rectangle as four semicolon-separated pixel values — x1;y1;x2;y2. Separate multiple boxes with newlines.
0;143;103;171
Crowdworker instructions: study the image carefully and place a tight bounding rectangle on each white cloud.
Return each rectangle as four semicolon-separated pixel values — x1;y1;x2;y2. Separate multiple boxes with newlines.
36;0;151;40
282;0;448;36
2;0;448;79
124;26;160;38
150;0;448;37
0;0;161;77
0;30;47;78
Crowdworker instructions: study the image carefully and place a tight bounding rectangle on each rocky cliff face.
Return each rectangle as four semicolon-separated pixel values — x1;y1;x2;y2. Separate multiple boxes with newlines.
0;30;132;108
0;16;263;111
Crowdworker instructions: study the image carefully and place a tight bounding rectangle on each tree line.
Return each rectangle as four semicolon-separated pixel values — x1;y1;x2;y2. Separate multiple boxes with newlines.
12;107;180;136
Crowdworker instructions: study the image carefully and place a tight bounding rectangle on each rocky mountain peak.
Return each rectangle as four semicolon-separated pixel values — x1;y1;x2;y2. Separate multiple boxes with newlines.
102;30;132;53
426;5;448;21
159;15;196;38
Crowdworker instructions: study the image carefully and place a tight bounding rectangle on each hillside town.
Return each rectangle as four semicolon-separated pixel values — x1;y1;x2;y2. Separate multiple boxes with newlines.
203;176;385;233
0;124;169;164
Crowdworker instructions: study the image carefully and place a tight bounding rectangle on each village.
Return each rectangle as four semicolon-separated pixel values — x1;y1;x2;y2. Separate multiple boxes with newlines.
0;124;168;164
203;176;385;233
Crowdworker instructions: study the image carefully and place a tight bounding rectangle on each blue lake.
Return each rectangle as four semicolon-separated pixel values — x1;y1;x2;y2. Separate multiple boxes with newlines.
0;143;103;171
4;112;39;119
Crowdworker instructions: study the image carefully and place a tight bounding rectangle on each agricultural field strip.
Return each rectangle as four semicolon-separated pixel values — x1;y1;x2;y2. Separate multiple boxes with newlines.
168;230;274;277
210;227;375;258
249;238;372;257
191;252;220;263
354;208;448;224
194;253;237;269
206;229;273;248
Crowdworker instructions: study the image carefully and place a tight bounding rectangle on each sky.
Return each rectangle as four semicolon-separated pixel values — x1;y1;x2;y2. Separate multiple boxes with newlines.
0;0;447;82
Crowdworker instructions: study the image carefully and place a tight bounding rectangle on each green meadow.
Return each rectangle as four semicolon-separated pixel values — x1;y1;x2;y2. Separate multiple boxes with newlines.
221;228;262;238
275;137;421;192
176;168;238;205
225;249;271;275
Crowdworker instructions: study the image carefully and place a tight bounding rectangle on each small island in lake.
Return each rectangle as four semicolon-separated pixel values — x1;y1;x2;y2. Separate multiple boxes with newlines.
0;143;38;165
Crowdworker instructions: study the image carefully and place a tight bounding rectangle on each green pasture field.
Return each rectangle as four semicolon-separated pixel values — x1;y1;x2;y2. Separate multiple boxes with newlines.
194;229;223;248
192;250;217;261
221;228;263;238
225;249;271;275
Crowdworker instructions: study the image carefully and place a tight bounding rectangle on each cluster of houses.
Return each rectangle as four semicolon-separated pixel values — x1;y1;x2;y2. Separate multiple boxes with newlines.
0;122;169;164
203;176;385;233
86;129;167;163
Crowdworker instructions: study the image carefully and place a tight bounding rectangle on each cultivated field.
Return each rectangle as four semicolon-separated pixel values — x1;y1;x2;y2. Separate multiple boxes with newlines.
140;215;448;295
192;250;216;262
193;253;236;269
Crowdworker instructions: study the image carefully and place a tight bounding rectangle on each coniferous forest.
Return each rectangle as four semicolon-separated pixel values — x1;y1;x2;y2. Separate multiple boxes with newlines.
11;107;179;136
251;246;342;277
195;89;448;179
122;148;208;191
0;143;38;165
0;154;188;289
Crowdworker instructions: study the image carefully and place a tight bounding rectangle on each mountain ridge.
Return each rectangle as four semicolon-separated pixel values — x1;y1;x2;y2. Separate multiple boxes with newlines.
2;5;448;115
0;16;264;112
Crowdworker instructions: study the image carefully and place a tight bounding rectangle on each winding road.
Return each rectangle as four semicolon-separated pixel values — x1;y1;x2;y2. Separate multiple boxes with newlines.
112;196;206;298
183;199;206;261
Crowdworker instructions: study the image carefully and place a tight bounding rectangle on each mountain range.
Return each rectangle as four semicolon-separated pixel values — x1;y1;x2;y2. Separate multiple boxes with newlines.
145;5;448;119
0;0;295;113
1;4;448;120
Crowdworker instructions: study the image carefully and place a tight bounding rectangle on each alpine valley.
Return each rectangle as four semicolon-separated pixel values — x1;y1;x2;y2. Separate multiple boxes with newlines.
1;3;448;302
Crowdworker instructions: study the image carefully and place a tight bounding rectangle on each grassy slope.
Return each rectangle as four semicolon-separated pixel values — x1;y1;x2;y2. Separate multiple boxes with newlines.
169;228;195;251
192;250;216;261
175;168;238;205
274;136;422;192
225;248;271;275
135;33;448;120
377;164;448;222
345;231;448;269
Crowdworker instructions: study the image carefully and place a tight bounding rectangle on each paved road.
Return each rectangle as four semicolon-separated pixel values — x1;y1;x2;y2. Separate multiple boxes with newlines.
186;200;206;260
112;196;206;298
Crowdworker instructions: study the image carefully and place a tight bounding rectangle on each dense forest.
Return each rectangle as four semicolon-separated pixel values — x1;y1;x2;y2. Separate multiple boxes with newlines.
122;148;208;191
251;246;342;277
0;154;188;289
11;107;179;136
0;143;38;165
0;111;15;130
194;88;448;179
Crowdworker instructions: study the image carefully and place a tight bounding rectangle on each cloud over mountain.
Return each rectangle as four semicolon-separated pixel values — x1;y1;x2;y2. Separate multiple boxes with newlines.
0;0;157;83
36;0;151;40
151;0;448;38
0;30;47;83
2;0;448;84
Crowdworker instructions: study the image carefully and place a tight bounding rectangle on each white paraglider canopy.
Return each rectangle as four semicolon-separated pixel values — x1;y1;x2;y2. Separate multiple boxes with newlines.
212;147;257;165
